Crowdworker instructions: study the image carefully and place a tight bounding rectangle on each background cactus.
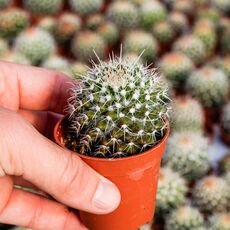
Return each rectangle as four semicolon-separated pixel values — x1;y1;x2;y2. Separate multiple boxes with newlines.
165;206;205;230
86;13;104;31
97;22;118;45
0;38;8;57
187;66;229;108
171;96;204;132
221;102;230;136
0;8;29;39
173;35;205;65
221;27;230;55
123;30;158;63
0;0;11;9
172;0;194;16
69;0;103;16
14;28;56;65
23;0;63;15
219;153;230;174
37;16;57;33
158;52;194;88
164;131;210;181
1;51;31;65
192;176;230;214
218;56;230;80
70;62;88;79
71;31;106;62
140;0;166;29
41;55;70;71
63;56;170;158
155;167;187;217
208;213;230;230
210;0;230;14
106;1;139;31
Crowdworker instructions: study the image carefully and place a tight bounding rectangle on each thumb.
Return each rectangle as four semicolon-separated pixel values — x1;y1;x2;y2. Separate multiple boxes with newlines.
0;108;121;214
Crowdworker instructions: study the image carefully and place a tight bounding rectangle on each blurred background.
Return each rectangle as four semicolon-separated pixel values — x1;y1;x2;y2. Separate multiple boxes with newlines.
0;0;230;229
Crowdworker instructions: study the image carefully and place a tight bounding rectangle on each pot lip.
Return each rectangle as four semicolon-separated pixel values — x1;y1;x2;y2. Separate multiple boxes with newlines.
54;116;170;162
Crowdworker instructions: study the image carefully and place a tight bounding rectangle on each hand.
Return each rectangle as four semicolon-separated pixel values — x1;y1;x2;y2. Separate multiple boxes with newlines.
0;61;121;230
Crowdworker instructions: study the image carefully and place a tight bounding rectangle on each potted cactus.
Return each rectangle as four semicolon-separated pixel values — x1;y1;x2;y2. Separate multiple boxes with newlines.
54;55;170;230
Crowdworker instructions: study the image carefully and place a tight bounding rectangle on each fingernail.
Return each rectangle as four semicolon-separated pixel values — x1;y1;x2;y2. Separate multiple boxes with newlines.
93;180;121;212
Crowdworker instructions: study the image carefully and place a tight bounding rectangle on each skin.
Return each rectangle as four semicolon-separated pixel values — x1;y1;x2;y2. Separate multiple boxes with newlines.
0;61;121;230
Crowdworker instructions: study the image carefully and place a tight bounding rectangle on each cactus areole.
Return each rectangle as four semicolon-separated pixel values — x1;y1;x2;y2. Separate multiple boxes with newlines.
54;55;170;230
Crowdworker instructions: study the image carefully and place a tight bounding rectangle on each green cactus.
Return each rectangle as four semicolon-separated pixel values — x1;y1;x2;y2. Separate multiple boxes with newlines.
37;17;57;34
0;0;11;9
192;0;209;8
70;62;88;79
158;52;194;88
23;0;63;15
219;153;230;174
69;0;103;16
164;131;210;181
193;20;217;56
123;53;144;64
41;55;70;71
140;0;166;29
165;206;204;230
106;1;139;31
54;13;82;43
62;56;170;158
1;51;31;65
86;14;104;30
14;28;56;65
172;0;194;16
168;11;189;35
221;27;230;55
152;21;175;45
192;175;230;213
187;66;229;108
211;0;230;14
72;31;106;63
196;7;220;26
208;213;230;230
0;38;8;57
97;22;118;45
0;8;29;39
155;167;187;216
123;30;158;63
171;96;204;132
221;103;230;137
173;35;205;65
225;172;230;186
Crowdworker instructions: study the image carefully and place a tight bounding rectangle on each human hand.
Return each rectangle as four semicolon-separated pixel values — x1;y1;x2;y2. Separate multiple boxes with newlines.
0;61;121;230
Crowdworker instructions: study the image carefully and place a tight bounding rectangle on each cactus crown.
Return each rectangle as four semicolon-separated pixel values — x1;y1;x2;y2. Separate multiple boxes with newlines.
64;54;170;158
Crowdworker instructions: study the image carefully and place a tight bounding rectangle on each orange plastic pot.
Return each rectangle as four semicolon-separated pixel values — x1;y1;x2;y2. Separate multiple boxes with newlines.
54;118;170;230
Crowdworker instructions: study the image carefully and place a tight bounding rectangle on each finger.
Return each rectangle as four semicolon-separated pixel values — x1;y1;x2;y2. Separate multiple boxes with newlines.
0;177;87;230
0;108;121;215
0;61;74;113
18;109;63;138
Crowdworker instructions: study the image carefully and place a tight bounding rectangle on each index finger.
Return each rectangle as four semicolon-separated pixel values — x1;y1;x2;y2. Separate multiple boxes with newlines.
0;61;74;113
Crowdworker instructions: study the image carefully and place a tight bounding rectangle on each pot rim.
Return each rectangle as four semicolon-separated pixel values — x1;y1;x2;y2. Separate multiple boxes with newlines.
54;117;170;162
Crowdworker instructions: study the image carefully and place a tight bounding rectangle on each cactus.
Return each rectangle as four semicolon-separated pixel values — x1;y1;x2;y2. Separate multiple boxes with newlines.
54;13;82;43
97;22;118;45
196;7;220;26
62;56;170;158
0;0;11;9
158;52;194;88
187;66;229;108
106;1;139;31
23;0;63;15
225;172;230;185
86;14;104;31
221;103;230;137
211;0;230;14
208;213;230;230
37;17;57;34
152;21;175;45
218;56;230;80
1;51;31;65
123;30;158;63
219;153;230;174
171;96;204;132
69;0;103;16
41;55;70;71
72;31;106;63
123;53;144;64
164;131;210;181
173;35;206;65
192;176;230;213
155;167;187;216
165;206;204;230
14;28;56;65
0;8;29;39
70;62;88;79
0;38;8;57
140;0;166;29
172;0;194;16
221;27;230;55
193;20;217;56
168;11;189;35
